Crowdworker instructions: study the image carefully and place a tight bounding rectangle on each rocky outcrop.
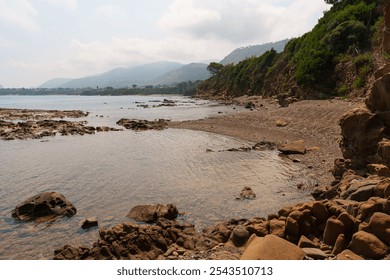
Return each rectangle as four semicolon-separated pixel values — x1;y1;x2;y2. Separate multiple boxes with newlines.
116;119;169;131
338;3;390;171
12;192;76;222
127;204;178;223
0;119;121;141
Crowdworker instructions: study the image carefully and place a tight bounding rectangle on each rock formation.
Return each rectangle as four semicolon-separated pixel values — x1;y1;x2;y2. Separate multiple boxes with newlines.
12;192;76;222
116;119;169;131
339;2;390;171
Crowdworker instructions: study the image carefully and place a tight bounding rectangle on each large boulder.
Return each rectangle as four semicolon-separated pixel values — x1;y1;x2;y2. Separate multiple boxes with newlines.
365;212;390;245
127;204;178;223
12;192;76;221
349;231;388;259
240;234;305;260
339;108;384;167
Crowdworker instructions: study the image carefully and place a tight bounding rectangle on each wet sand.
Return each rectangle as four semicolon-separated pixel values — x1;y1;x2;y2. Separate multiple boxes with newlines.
171;96;364;186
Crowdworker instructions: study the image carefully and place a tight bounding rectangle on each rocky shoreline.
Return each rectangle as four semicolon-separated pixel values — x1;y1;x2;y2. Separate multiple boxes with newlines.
0;108;122;140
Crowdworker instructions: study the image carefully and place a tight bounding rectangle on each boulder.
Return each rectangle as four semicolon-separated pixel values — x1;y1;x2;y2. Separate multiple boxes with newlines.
367;164;390;177
323;218;345;246
349;231;388;259
336;249;364;260
127;204;178;223
365;212;390;245
269;219;285;238
378;139;390;167
231;225;250;247
277;140;306;155
298;235;317;249
247;221;269;237
12;192;77;221
240;234;305;260
302;248;328;260
332;234;346;255
339;107;384;167
312;201;330;224
365;74;390;113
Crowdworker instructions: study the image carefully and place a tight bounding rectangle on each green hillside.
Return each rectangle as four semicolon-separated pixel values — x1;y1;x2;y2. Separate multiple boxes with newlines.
198;0;385;99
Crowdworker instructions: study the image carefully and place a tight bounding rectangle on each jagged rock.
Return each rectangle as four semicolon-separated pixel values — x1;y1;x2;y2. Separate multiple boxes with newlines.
240;234;305;260
365;74;390;113
246;221;269;237
12;192;76;221
116;118;169;131
81;218;99;229
277;140;306;155
378;139;390;167
367;164;390;177
349;231;388;259
238;187;256;199
127;204;178;223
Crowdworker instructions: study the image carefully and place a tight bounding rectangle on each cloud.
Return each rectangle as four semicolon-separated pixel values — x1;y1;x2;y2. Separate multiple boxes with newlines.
43;0;78;11
94;4;124;19
0;0;39;31
158;0;328;44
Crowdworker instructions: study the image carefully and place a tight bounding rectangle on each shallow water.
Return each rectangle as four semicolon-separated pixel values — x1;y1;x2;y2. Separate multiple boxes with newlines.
0;95;313;259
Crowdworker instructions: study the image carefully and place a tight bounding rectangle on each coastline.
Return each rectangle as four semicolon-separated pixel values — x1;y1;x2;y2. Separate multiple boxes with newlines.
171;96;364;186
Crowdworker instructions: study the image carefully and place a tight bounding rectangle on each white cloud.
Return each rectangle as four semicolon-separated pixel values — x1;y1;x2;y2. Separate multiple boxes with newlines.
0;0;39;31
43;0;78;11
94;4;124;19
159;0;328;44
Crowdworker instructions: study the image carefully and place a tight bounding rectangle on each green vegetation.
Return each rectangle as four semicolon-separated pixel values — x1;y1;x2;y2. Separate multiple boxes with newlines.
199;0;381;99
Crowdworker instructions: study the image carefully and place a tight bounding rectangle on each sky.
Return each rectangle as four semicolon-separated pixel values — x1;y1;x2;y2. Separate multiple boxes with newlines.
0;0;330;88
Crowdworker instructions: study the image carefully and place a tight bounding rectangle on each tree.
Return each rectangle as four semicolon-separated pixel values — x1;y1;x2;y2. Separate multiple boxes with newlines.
207;62;223;75
324;0;341;4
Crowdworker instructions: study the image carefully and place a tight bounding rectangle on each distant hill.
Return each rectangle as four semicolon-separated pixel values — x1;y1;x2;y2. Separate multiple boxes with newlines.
149;63;210;86
220;39;290;65
39;78;72;88
0;85;3;89
50;61;183;89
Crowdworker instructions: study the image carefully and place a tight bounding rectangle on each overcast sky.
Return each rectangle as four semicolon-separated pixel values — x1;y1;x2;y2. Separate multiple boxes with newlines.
0;0;329;88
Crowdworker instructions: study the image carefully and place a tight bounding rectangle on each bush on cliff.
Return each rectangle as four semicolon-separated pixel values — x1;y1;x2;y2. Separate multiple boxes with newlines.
198;0;381;99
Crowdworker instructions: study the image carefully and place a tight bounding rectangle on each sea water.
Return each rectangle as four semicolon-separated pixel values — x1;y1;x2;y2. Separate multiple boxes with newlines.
0;95;312;259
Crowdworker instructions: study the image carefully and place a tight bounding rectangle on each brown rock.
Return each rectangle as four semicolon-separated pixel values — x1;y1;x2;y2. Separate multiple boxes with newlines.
127;204;178;223
269;219;285;238
366;74;390;113
275;119;289;127
332;234;346;255
247;221;269;237
277;140;306;155
81;217;98;229
366;212;390;245
367;164;390;177
239;187;256;199
298;235;317;249
286;217;300;237
231;225;250;247
336;249;364;260
240;234;305;260
378;139;390;167
323;218;345;246
12;192;77;221
302;248;328;260
312;201;330;224
349;231;388;259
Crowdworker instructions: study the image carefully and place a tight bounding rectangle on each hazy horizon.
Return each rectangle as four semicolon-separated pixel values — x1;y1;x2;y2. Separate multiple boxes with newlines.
0;0;329;88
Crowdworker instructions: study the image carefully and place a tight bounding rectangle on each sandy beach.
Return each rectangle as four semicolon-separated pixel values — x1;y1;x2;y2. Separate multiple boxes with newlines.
171;96;364;186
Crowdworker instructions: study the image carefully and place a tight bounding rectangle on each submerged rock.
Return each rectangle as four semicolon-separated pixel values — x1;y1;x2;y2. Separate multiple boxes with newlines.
12;192;76;222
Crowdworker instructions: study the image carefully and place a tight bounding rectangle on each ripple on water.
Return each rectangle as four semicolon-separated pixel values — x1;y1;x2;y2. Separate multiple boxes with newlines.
0;128;312;259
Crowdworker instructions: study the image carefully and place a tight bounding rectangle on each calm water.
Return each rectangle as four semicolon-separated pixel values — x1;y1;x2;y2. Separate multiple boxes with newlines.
0;95;313;259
